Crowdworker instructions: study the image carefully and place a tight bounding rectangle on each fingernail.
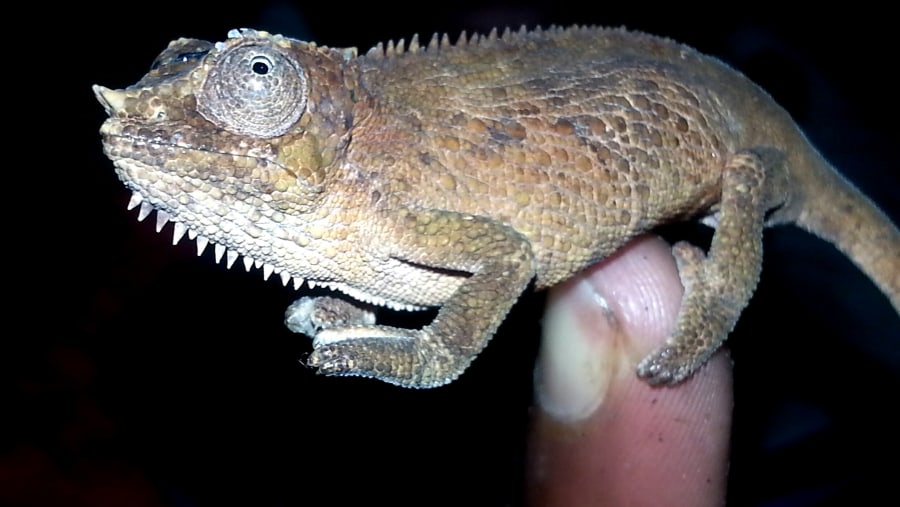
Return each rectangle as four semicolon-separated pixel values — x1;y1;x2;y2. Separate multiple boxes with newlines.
534;277;619;422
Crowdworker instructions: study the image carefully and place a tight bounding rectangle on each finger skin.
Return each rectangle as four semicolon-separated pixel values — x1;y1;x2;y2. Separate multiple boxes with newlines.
528;236;732;507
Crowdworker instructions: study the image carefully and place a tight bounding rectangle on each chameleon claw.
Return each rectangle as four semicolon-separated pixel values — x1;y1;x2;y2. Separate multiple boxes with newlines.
636;345;703;386
308;346;357;377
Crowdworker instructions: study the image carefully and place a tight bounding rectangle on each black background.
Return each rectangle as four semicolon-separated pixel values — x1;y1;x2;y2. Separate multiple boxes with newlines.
7;2;898;506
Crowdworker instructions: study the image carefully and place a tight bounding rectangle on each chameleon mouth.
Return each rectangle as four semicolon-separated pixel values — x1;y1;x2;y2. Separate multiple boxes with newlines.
125;190;426;312
98;119;290;174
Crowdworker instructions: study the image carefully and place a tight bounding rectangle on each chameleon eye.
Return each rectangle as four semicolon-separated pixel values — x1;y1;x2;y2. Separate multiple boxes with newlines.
197;44;307;138
250;55;271;75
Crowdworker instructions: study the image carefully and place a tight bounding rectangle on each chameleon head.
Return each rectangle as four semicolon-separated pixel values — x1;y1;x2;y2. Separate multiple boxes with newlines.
94;28;359;286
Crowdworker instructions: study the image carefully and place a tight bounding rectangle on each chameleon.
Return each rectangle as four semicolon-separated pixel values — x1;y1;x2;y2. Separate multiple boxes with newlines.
94;26;899;388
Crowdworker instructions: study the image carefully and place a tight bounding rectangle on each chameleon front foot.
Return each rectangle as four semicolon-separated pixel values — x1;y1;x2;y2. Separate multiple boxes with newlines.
308;336;415;384
286;297;454;387
307;330;459;388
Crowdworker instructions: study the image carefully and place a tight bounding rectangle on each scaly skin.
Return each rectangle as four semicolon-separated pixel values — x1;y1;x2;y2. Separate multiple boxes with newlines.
94;26;899;388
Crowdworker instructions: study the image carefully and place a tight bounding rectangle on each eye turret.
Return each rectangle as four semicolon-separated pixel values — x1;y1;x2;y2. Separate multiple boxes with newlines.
198;44;308;138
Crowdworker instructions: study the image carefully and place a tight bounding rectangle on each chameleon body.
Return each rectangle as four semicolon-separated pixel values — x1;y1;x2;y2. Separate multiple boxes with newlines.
95;26;899;388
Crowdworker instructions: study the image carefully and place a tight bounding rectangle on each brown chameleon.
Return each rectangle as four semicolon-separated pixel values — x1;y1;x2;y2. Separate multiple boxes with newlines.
94;26;899;388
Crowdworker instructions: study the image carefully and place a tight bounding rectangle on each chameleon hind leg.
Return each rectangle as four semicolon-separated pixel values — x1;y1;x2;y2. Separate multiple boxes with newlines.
638;151;767;385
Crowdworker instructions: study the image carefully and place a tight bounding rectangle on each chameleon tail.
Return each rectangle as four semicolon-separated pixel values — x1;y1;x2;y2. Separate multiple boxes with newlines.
791;150;900;312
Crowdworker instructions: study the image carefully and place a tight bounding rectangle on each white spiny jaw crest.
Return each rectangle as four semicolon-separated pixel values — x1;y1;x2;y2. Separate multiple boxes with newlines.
126;191;424;312
127;190;306;291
